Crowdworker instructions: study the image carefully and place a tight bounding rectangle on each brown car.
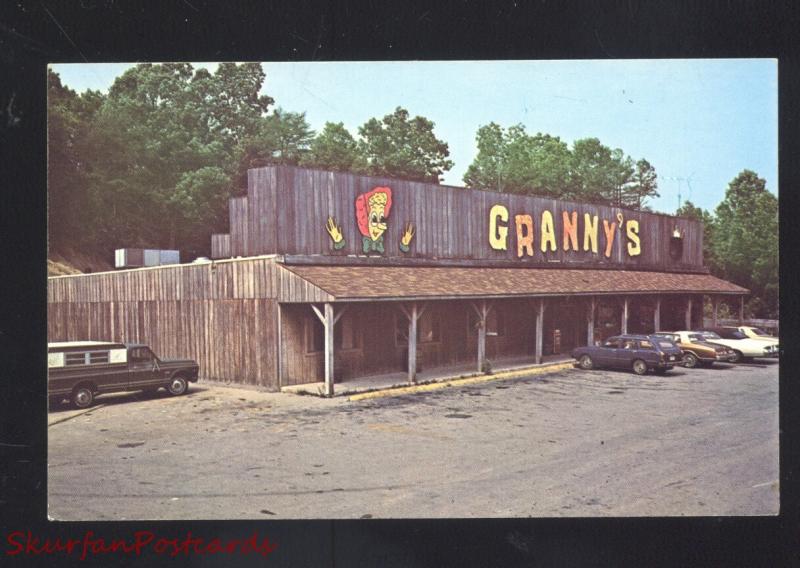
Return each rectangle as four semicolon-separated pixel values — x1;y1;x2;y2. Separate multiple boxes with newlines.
653;331;737;368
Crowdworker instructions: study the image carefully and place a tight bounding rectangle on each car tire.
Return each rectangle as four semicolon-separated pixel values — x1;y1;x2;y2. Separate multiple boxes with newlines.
71;385;94;409
731;350;743;363
683;352;698;368
632;359;648;376
167;375;188;396
579;355;594;370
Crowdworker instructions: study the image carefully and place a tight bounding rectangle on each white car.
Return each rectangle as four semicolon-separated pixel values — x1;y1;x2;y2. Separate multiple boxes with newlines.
696;330;777;362
734;326;779;346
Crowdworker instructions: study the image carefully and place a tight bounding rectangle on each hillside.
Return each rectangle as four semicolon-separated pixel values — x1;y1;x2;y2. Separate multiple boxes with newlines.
47;248;114;277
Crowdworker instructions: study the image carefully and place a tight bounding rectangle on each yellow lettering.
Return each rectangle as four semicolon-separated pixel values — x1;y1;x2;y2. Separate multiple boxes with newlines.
583;213;598;253
603;219;617;258
489;204;509;250
540;210;557;252
626;220;641;256
515;215;534;257
562;210;578;251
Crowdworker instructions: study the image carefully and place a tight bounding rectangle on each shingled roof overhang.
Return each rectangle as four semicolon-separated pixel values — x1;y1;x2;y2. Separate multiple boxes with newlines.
277;265;749;303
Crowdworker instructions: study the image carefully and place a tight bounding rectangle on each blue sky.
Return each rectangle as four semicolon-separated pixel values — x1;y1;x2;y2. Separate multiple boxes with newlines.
51;60;777;214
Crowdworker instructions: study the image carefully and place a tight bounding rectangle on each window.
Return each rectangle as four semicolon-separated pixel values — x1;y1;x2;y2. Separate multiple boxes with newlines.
395;309;441;346
65;352;87;366
419;310;440;343
468;308;506;337
335;313;361;350
639;339;653;349
88;351;109;364
129;347;155;367
656;340;675;349
64;350;111;366
603;338;621;348
622;339;636;350
305;317;325;353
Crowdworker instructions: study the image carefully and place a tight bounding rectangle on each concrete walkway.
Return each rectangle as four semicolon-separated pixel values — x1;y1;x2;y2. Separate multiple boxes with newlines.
281;353;573;397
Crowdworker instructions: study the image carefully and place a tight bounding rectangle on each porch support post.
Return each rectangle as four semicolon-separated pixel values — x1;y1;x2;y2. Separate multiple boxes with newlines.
587;296;596;346
408;303;418;384
471;300;491;373
399;302;426;384
535;298;545;364
712;296;719;327
685;297;693;330
739;296;745;324
654;296;661;332
323;303;335;396
621;297;629;335
311;303;337;397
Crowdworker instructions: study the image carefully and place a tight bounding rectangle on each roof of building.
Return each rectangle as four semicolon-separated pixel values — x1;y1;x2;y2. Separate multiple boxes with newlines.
281;265;749;302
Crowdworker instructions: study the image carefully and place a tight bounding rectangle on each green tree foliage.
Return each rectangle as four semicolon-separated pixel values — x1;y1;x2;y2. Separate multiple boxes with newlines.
711;170;778;318
302;122;366;173
232;108;315;192
624;159;659;210
463;123;572;197
357;107;453;183
47;69;103;249
48;63;276;256
463;125;656;209
569;138;635;206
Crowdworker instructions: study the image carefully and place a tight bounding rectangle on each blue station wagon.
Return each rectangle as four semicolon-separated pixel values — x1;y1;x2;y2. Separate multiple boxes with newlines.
571;334;684;375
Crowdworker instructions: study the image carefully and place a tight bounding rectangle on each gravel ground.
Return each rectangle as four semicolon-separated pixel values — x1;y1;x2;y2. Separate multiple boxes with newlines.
47;360;779;520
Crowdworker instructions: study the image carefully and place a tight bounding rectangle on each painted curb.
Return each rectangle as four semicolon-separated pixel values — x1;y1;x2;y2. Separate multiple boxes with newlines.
348;362;575;401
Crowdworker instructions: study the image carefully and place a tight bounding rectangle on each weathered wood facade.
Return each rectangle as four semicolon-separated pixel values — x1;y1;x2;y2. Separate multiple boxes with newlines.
212;166;706;273
48;167;747;394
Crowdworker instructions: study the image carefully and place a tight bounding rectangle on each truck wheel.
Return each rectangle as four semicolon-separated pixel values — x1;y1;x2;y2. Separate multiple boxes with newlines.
71;385;94;409
632;359;648;376
682;352;698;368
167;375;188;396
579;355;594;370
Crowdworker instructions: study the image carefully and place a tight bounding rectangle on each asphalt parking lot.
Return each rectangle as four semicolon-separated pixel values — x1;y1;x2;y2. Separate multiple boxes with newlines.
48;360;779;520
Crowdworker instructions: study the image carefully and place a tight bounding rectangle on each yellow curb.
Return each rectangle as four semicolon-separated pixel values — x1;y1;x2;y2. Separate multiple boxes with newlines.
348;361;575;401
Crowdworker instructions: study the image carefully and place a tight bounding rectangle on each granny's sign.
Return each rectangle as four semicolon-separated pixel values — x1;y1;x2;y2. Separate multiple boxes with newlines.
488;204;642;258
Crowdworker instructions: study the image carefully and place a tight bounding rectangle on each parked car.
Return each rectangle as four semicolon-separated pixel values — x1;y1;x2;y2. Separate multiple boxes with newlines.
694;329;777;362
732;326;779;347
571;334;684;375
652;331;737;368
48;341;200;408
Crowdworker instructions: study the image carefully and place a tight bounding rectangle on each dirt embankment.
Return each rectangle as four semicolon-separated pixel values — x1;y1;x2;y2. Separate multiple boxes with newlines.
48;248;114;276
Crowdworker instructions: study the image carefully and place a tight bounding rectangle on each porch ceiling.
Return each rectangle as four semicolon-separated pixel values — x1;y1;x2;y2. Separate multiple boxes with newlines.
278;265;749;303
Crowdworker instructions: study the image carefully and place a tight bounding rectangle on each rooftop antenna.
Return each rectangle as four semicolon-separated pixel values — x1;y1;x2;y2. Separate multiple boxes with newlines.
663;176;685;210
684;172;696;203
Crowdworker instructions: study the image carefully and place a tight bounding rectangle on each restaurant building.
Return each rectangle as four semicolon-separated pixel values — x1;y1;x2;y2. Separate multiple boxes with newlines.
48;166;748;395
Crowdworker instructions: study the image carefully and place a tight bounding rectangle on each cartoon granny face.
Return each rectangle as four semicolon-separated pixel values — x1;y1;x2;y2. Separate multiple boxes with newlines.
325;185;415;254
365;191;389;241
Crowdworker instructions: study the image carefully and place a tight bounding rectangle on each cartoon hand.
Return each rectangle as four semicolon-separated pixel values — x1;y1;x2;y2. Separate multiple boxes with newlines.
400;222;415;252
326;217;346;249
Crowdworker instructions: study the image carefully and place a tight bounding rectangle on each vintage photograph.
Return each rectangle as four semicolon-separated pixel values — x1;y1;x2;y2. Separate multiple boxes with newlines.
46;60;778;520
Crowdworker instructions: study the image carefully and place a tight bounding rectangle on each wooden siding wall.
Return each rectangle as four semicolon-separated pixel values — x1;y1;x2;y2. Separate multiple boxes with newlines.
47;257;333;390
47;299;279;388
47;258;331;304
210;234;230;259
281;299;540;385
219;165;704;271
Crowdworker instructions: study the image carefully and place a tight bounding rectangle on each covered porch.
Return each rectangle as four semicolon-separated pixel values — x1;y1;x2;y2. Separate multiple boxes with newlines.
274;264;749;396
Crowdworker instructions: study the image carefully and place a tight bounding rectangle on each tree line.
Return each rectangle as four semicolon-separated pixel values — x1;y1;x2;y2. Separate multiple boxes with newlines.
48;63;777;318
